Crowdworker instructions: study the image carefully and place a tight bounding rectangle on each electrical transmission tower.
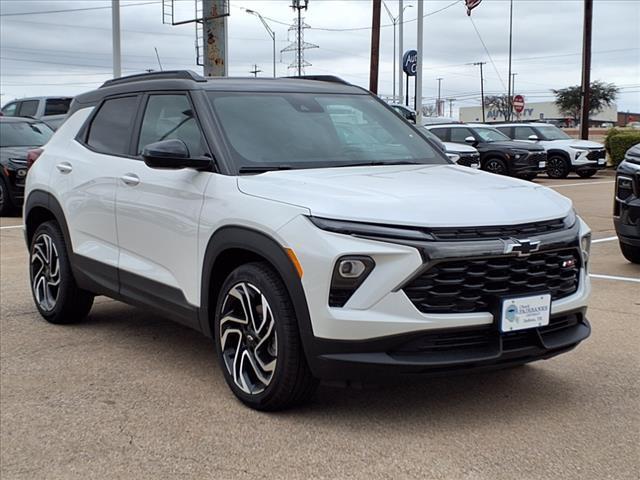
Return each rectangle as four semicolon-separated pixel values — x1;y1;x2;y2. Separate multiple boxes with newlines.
280;0;318;76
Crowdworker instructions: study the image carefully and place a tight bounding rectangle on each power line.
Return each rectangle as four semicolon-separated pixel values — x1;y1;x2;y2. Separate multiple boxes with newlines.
0;1;159;17
469;16;507;92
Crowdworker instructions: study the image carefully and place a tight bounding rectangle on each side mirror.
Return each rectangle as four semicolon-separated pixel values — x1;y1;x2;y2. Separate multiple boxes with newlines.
409;112;416;123
142;139;211;170
464;136;477;145
528;134;539;141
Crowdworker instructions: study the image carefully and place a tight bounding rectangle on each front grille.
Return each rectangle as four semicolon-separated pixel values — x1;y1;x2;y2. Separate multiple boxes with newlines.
528;151;547;165
617;176;634;201
457;154;480;167
391;313;582;356
427;217;565;241
403;247;580;314
587;149;606;160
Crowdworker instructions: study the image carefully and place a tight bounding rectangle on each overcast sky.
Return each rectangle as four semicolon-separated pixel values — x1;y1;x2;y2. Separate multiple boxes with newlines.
1;0;639;115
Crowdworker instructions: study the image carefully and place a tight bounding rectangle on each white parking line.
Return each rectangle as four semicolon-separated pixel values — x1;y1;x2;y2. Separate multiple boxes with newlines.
548;180;614;188
0;225;23;231
592;236;618;244
590;273;640;283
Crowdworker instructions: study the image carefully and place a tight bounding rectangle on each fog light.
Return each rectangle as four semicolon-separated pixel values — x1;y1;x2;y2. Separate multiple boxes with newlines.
329;256;375;307
338;259;367;278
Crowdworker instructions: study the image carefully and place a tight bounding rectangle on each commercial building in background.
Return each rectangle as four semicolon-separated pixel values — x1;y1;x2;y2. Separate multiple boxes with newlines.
460;100;618;127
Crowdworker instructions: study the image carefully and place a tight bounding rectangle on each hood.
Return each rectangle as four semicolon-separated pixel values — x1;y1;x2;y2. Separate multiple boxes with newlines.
443;142;478;154
237;165;572;228
624;143;640;165
485;141;545;151
544;139;603;149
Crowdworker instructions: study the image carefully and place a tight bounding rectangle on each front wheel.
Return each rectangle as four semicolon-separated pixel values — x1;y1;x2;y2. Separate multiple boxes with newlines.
29;221;94;324
620;242;640;264
547;155;571;179
577;169;597;178
214;262;317;411
484;158;508;175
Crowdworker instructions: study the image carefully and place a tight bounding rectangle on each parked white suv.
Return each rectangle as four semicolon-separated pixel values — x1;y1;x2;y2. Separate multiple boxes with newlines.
2;96;72;131
495;123;607;178
24;71;592;410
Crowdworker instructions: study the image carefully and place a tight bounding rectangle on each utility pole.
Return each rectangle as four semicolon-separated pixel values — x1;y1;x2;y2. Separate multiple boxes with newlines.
398;0;404;103
511;72;518;96
415;0;424;123
436;77;443;116
507;0;513;121
580;0;593;139
246;9;276;78
250;64;262;77
369;0;382;94
473;62;486;122
203;0;228;76
447;98;456;118
112;0;121;78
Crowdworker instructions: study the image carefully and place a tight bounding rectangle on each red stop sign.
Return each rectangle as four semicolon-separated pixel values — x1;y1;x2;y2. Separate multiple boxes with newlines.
513;95;525;113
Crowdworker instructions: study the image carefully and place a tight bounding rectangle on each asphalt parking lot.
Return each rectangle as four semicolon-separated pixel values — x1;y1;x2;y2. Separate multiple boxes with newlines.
1;171;638;479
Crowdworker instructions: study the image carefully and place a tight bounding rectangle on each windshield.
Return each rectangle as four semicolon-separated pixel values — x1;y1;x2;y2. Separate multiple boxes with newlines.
0;121;54;147
207;92;447;171
474;127;511;143
535;125;571;140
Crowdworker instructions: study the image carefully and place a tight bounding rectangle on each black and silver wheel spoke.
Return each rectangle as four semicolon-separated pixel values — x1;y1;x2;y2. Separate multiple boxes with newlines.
220;282;277;395
30;233;61;312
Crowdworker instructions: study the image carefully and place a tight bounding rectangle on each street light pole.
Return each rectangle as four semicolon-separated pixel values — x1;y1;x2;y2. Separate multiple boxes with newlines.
246;9;276;78
415;0;424;123
112;0;121;78
398;0;404;104
437;77;443;116
384;1;412;102
507;0;513;121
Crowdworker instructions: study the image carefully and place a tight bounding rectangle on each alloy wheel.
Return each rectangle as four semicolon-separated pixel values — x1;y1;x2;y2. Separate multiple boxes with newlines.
486;160;504;174
219;282;278;395
30;233;61;312
547;157;566;178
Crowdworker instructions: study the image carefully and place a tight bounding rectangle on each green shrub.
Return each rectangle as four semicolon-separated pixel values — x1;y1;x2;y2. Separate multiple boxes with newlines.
603;127;620;154
609;132;640;166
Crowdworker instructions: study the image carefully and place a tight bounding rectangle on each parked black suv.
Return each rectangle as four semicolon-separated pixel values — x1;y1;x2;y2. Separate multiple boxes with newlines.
0;117;54;215
614;143;640;263
425;123;547;180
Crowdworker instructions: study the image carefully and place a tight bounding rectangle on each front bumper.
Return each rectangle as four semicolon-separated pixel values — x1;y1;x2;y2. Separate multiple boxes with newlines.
573;149;607;170
1;161;28;206
510;151;547;174
614;163;640;243
308;310;590;381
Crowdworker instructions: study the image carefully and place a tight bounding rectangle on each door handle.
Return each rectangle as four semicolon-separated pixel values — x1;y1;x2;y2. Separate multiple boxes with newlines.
56;162;73;174
121;174;140;186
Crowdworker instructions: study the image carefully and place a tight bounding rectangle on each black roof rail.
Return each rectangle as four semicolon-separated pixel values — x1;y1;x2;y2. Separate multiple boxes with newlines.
284;75;351;85
101;70;207;88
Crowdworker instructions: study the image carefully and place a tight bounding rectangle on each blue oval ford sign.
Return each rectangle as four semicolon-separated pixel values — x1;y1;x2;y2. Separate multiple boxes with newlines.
402;49;417;77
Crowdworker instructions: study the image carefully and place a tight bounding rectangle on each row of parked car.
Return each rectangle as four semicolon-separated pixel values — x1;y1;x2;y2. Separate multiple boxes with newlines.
389;104;607;181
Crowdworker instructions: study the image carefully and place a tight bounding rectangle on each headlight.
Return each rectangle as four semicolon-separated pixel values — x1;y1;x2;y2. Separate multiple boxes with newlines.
509;149;529;160
571;147;589;159
563;209;577;229
329;256;375;307
581;232;591;264
446;153;460;162
308;216;435;241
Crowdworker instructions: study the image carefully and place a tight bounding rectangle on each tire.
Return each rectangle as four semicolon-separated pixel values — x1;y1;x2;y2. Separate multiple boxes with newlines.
29;221;94;324
577;169;597;178
0;176;14;217
214;262;317;411
484;158;508;175
620;241;640;264
546;155;571;179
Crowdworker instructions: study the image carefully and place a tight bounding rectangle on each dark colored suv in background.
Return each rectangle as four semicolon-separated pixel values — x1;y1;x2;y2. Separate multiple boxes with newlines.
614;143;640;263
0;117;54;215
425;123;547;180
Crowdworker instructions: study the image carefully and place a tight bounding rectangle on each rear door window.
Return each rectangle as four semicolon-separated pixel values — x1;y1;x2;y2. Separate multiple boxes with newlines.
495;126;513;138
429;128;449;141
86;96;138;156
17;100;39;117
450;127;475;143
513;126;537;140
44;98;71;116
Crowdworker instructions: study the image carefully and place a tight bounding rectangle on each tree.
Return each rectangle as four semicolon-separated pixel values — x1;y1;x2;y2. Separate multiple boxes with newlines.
484;95;512;121
553;81;618;123
421;104;438;117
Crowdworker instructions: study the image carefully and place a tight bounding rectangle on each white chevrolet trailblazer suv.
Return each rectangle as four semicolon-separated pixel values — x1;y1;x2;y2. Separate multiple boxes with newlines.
495;123;607;179
24;72;592;410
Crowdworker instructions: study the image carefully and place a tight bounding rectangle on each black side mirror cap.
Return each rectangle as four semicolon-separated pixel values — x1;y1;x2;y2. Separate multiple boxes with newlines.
142;139;212;171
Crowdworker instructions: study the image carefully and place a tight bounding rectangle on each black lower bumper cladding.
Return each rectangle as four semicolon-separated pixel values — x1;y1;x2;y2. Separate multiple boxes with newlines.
307;310;590;381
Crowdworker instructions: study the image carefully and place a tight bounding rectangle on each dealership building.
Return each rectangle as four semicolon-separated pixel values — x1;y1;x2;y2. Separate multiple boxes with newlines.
459;101;618;126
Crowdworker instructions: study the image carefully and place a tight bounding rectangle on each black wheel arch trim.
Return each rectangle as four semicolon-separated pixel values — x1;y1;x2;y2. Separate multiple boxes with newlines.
199;226;317;368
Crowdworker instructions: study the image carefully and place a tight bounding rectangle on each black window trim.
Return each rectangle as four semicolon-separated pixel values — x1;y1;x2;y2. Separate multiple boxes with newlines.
77;93;142;159
131;90;216;171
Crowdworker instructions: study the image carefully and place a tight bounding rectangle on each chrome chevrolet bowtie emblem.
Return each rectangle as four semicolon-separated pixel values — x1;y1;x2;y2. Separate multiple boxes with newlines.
504;238;541;256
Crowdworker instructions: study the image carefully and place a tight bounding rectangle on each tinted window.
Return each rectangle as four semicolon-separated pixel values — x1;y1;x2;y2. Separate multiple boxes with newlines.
429;128;448;141
137;94;208;157
495;126;512;138
2;103;18;116
18;100;39;117
534;125;571;140
44;98;71;116
208;92;445;170
513;126;537;140
450;127;475;143
0;121;54;147
87;96;138;155
473;127;511;142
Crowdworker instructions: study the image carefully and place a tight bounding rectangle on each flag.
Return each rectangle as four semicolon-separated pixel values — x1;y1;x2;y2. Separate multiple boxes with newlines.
466;0;482;16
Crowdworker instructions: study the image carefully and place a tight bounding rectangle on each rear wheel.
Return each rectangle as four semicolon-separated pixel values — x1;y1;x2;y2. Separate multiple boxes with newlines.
484;158;508;175
214;262;317;411
547;155;571;179
577;169;597;178
620;242;640;264
29;221;94;324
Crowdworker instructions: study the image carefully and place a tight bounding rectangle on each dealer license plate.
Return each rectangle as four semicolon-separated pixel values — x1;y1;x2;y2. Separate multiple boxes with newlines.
500;294;551;332
538;161;546;169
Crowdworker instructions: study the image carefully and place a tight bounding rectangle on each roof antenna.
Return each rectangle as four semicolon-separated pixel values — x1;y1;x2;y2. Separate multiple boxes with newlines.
154;47;164;71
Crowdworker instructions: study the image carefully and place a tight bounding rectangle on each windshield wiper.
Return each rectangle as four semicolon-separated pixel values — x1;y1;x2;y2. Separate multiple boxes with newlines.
238;165;293;174
334;160;425;168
